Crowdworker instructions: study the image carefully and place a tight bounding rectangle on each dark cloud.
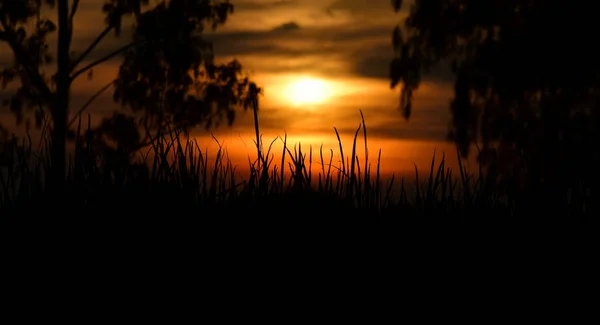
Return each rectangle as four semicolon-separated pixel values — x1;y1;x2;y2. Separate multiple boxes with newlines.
349;41;456;82
206;24;392;57
349;42;394;79
206;24;455;83
327;0;396;13
234;0;296;11
271;21;301;32
325;0;410;16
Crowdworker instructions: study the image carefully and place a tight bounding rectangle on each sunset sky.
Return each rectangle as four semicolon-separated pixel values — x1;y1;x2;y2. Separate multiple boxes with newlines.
0;0;471;177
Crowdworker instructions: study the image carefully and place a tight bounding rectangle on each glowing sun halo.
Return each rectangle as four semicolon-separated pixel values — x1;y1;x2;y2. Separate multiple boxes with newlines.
284;78;331;106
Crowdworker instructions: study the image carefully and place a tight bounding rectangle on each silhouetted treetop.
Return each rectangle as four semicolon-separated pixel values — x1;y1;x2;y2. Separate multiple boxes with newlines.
392;1;600;107
106;0;256;133
391;0;600;190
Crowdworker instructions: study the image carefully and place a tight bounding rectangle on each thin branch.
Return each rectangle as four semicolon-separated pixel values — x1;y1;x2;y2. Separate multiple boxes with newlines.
69;0;80;23
68;0;80;46
67;79;114;128
70;25;113;72
71;40;143;81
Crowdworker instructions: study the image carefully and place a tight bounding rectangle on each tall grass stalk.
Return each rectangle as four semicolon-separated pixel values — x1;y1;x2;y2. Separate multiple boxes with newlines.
0;109;591;220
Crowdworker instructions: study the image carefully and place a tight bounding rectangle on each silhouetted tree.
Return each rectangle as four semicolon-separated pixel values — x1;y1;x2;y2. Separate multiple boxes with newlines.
0;0;259;194
391;0;600;196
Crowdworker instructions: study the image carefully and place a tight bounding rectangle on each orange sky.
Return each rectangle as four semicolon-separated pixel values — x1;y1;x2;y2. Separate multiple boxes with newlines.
0;0;479;178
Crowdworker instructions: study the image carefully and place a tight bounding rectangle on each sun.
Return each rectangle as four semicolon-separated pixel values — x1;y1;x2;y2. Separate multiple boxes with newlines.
284;78;331;106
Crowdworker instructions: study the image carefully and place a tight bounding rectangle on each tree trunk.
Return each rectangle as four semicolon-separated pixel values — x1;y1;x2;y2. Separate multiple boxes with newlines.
49;0;71;198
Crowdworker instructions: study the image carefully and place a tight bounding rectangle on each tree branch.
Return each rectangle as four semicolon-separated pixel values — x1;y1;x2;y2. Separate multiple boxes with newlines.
70;25;113;72
70;40;143;81
68;79;114;128
68;0;80;46
69;0;80;23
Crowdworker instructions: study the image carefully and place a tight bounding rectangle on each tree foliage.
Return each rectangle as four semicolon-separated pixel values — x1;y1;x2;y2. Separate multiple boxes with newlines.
391;0;600;188
0;0;259;169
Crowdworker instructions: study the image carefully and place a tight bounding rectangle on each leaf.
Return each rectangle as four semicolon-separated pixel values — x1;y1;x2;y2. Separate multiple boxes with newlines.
227;109;235;126
35;109;44;128
400;87;412;120
392;0;404;12
14;109;23;125
9;95;22;113
451;59;458;73
390;58;402;89
44;19;56;32
393;26;403;50
402;101;412;120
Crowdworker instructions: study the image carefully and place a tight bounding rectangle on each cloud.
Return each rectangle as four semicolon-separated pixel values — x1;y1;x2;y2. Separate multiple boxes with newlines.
349;40;456;82
347;42;394;79
234;0;296;11
324;0;411;21
271;21;301;32
206;22;454;83
326;0;397;13
207;23;390;55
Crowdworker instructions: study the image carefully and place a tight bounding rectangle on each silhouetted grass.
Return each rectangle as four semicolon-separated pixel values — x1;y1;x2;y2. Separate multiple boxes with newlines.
0;111;595;224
